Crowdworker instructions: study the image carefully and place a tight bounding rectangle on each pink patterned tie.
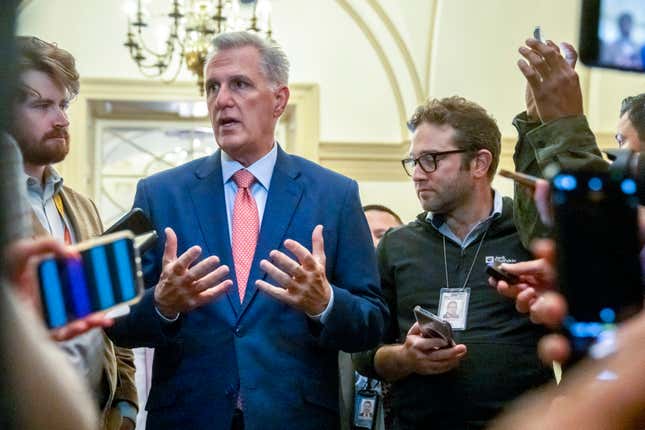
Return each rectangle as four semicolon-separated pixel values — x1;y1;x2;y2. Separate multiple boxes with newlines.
232;169;259;303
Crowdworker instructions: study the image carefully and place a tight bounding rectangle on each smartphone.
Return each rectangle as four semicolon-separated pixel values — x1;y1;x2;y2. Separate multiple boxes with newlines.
551;170;642;363
104;208;157;254
134;230;159;255
413;305;455;348
104;208;154;236
486;261;519;284
579;0;645;73
499;169;539;190
533;25;544;43
37;231;144;329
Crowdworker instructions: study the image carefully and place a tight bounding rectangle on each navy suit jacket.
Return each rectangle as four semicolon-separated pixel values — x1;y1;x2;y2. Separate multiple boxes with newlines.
108;147;388;429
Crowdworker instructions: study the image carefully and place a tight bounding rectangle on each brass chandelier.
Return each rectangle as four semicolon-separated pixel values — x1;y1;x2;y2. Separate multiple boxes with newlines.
124;0;273;94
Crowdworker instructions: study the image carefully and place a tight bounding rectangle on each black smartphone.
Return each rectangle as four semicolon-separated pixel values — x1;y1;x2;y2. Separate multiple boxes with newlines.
579;0;645;73
104;208;157;254
486;261;520;284
104;208;154;236
37;231;144;329
551;170;642;363
413;305;455;348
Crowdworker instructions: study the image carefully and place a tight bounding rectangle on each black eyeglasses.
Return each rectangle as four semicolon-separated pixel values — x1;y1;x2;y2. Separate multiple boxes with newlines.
401;149;468;176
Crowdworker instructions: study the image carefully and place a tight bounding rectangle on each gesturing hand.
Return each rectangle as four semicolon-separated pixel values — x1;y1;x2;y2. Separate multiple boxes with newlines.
154;227;232;318
256;224;332;316
518;39;582;123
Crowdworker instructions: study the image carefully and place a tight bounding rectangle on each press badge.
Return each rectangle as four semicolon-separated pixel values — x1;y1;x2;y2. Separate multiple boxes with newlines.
438;288;470;330
353;378;379;430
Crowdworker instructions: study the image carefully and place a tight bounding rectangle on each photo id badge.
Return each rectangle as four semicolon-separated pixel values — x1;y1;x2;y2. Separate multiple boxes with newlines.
438;288;470;330
353;388;378;430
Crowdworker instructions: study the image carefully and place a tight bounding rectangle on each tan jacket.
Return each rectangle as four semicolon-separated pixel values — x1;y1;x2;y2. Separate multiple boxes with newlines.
32;184;138;430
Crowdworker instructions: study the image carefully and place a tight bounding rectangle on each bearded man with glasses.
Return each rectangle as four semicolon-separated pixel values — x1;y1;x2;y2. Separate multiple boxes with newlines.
354;96;553;430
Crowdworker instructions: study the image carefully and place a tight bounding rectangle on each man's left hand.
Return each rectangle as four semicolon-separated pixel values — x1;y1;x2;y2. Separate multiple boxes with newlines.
257;225;331;315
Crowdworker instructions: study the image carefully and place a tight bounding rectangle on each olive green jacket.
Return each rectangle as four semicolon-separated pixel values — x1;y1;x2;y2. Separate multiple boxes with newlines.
511;112;608;247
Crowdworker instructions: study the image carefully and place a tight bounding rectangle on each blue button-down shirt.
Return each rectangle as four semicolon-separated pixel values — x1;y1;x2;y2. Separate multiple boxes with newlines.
23;167;76;242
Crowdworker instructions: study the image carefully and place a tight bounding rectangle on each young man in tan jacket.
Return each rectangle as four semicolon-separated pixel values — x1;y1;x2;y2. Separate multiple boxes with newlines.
9;36;138;430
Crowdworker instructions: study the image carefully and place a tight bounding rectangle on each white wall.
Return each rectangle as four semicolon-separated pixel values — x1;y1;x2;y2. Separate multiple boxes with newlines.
17;0;645;220
19;0;645;141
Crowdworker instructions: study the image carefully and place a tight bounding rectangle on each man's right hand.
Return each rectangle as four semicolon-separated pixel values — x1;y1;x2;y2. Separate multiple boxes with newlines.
375;322;467;381
401;322;467;375
488;237;570;363
154;227;232;319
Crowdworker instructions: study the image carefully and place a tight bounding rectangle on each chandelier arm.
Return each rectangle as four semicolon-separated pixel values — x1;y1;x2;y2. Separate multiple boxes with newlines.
159;50;186;84
134;20;180;59
132;44;185;82
124;0;276;94
129;50;171;74
133;65;168;78
129;0;183;59
129;47;176;71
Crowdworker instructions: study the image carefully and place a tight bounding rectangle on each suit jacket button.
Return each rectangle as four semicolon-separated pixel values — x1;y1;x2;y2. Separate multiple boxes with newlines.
235;327;242;337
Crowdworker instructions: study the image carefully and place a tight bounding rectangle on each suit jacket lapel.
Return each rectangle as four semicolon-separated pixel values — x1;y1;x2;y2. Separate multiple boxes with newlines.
239;147;303;316
189;151;241;315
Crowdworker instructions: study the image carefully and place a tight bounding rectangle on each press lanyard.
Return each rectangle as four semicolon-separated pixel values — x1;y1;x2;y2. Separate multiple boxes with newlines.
442;227;489;291
52;193;72;245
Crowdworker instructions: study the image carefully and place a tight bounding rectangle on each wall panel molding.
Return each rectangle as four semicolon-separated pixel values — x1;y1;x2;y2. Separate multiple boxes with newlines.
424;0;439;96
335;0;408;139
367;0;424;103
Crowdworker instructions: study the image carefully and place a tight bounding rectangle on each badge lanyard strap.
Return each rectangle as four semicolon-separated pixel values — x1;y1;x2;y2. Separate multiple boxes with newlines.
53;193;72;245
442;227;489;291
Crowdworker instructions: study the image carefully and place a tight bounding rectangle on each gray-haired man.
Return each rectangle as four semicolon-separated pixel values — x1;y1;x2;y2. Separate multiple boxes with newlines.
107;31;387;430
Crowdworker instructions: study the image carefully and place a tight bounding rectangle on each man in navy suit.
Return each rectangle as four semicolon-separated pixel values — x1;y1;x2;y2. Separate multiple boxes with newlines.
107;31;387;430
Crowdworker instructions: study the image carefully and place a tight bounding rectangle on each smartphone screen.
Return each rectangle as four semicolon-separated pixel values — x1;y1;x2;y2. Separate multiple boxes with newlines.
552;171;642;361
579;0;645;73
38;233;142;328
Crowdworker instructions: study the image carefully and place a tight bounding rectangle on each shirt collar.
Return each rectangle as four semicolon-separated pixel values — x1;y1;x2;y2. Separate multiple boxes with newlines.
221;143;278;190
23;165;64;195
425;189;503;228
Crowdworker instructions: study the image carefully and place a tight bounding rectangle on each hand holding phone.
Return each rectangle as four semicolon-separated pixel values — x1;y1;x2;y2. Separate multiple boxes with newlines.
519;31;584;123
37;231;144;329
552;170;642;364
533;26;544;43
486;261;520;284
413;305;456;348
